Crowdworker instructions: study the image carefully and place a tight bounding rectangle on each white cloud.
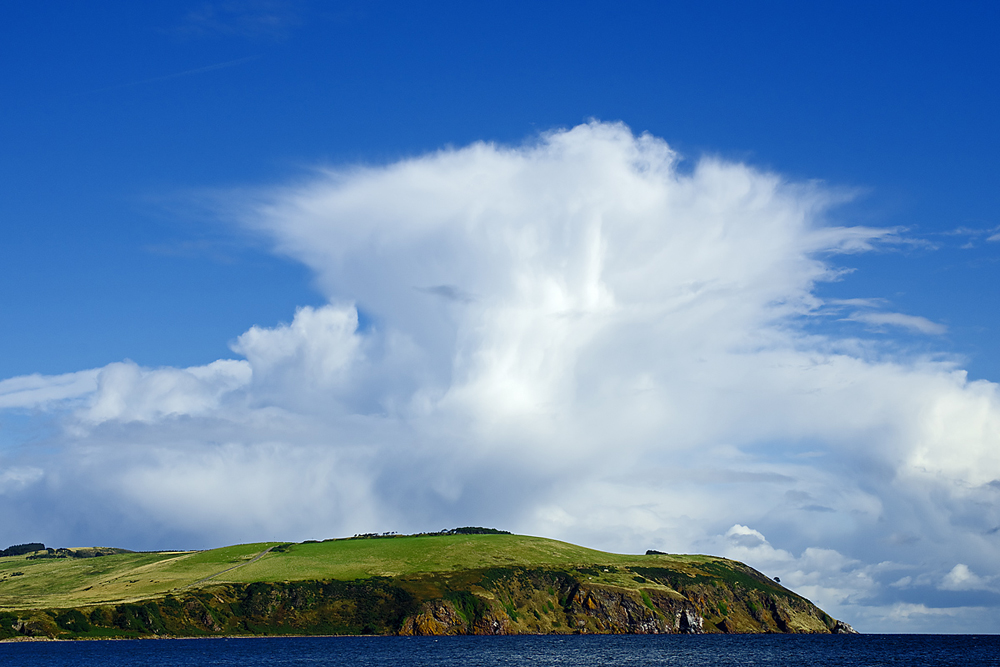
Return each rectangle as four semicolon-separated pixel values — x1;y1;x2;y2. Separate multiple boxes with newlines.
1;122;1000;631
0;466;44;494
79;359;251;425
846;310;947;335
231;304;362;407
940;564;995;592
0;369;99;409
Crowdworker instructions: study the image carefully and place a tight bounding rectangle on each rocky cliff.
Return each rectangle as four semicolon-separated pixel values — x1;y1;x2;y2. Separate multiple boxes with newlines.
396;562;848;635
3;562;854;639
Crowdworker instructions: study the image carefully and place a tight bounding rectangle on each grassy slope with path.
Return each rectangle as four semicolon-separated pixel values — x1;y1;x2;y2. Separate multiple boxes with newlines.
0;534;847;638
0;535;713;610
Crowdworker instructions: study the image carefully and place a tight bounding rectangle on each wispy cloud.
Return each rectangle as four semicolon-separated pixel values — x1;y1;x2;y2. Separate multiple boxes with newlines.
939;225;1000;238
822;298;947;335
0;370;99;409
932;225;1000;249
826;297;888;309
845;310;947;335
88;56;259;94
178;1;302;40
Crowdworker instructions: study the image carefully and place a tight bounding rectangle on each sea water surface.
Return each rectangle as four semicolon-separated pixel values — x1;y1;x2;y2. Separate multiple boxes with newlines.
1;634;997;667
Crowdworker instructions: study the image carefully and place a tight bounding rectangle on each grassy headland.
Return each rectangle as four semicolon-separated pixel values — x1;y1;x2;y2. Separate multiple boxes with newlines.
0;532;854;639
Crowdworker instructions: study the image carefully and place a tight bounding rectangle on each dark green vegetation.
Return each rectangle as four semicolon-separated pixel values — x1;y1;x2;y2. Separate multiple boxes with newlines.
0;533;854;639
0;544;45;558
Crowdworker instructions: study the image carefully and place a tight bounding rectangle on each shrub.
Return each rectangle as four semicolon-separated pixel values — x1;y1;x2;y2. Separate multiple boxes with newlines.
445;591;487;625
114;602;166;634
89;607;112;626
55;609;91;633
449;527;511;535
0;612;18;639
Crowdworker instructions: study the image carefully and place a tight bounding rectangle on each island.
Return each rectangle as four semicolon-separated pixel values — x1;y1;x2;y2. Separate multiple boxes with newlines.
0;529;856;639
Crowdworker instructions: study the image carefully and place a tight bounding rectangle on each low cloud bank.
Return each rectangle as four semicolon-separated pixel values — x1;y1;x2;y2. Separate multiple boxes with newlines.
2;122;998;632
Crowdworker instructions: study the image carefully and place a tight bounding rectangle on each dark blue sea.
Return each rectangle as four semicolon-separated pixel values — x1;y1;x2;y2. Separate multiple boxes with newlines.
1;635;996;666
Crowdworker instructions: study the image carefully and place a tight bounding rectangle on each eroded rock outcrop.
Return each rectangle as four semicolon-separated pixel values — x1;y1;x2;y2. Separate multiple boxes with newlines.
832;620;859;634
559;585;705;634
398;598;513;636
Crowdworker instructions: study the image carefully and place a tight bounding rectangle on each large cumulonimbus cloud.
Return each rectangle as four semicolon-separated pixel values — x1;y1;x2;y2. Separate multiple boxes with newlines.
1;122;999;631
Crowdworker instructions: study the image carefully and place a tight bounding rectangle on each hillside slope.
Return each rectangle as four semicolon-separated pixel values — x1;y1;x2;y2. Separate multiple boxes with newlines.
0;533;856;638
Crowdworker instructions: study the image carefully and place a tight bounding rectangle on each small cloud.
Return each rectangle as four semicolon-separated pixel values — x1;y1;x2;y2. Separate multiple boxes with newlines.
417;285;475;304
801;504;836;513
934;225;1000;248
845;311;947;335
940;564;994;592
889;576;913;589
827;297;889;309
940;226;985;237
884;602;966;621
783;490;835;512
725;524;767;548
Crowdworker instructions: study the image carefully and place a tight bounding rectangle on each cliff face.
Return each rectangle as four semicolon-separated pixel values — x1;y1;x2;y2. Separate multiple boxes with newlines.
396;563;841;636
1;557;855;639
398;584;705;635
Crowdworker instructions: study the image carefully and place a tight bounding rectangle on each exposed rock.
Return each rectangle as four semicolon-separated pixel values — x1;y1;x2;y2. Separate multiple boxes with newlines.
184;598;221;631
398;598;512;636
832;620;859;634
398;600;465;635
567;587;664;633
560;585;705;634
12;616;57;638
471;608;512;635
676;609;704;634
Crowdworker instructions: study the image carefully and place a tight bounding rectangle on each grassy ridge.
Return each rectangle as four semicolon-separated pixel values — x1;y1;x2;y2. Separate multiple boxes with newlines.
234;535;711;582
0;535;716;611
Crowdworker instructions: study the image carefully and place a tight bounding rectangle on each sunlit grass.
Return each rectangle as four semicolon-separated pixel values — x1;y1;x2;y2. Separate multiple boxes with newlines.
0;535;718;610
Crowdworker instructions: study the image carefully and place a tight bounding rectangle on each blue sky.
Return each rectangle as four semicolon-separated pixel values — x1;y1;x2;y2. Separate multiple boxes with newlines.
2;1;1000;632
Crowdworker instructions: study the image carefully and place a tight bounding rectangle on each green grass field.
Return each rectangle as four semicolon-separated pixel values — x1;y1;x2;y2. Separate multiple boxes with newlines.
235;535;712;581
0;535;718;611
